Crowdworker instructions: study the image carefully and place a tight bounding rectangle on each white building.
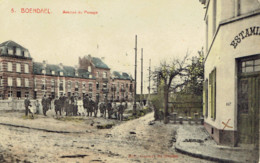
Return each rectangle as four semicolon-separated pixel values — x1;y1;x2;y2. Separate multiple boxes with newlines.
200;0;260;147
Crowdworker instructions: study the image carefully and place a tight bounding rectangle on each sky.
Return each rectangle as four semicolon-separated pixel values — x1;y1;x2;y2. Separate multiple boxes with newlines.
0;0;205;94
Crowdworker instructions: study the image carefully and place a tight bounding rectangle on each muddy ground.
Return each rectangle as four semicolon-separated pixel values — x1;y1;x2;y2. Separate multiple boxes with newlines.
0;111;212;163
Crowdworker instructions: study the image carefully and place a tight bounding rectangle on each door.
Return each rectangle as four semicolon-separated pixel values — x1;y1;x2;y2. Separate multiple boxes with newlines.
238;76;259;145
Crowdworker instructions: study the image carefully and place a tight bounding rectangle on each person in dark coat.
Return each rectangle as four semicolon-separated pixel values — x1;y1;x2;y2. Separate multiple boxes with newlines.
24;96;32;117
83;94;90;116
42;95;48;116
47;95;52;111
118;101;125;121
54;96;61;116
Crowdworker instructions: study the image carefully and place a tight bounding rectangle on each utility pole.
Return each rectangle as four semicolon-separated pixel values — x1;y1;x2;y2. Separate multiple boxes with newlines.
141;48;143;106
148;59;151;104
133;35;137;115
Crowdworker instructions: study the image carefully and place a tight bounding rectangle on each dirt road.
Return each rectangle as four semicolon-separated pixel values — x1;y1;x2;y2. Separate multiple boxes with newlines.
0;112;211;162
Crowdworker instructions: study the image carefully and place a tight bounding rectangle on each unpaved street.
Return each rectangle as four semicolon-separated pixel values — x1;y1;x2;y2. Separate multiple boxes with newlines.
0;112;211;163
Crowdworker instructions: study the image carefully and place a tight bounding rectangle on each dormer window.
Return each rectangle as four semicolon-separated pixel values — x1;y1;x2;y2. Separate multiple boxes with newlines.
16;48;21;56
24;51;29;57
89;74;92;78
60;72;64;76
75;72;78;76
42;69;46;74
8;48;13;55
51;71;55;75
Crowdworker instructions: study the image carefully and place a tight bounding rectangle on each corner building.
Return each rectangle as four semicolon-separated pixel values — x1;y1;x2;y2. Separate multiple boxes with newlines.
0;41;135;102
199;0;260;147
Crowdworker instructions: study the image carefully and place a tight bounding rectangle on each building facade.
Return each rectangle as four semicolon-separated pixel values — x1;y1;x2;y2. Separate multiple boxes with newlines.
0;41;135;102
200;0;260;147
111;71;134;102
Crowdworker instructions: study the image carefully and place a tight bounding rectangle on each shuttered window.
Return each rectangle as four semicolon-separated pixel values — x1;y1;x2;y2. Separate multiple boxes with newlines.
209;68;216;120
203;79;209;117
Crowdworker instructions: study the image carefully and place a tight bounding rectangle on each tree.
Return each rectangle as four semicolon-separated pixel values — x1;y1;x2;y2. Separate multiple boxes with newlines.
153;54;189;124
186;47;204;95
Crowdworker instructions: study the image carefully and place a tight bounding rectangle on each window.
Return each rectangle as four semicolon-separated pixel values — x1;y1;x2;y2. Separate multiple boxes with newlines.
67;81;71;90
16;63;21;73
16;78;21;87
8;48;13;55
212;0;217;35
59;80;64;91
42;79;46;90
203;79;209;118
8;62;12;72
0;77;3;86
88;66;91;72
8;91;12;98
75;82;79;91
51;80;55;89
236;0;241;16
241;59;260;73
60;71;64;76
75;72;78;76
8;77;13;86
25;78;29;87
25;92;29;98
34;78;37;88
89;83;93;91
209;68;216;120
89;74;92;78
103;72;107;78
24;64;29;73
51;71;55;75
96;71;99;78
96;82;99;90
16;48;21;56
206;16;208;52
0;62;2;71
17;91;21;98
82;82;86;89
25;51;29;57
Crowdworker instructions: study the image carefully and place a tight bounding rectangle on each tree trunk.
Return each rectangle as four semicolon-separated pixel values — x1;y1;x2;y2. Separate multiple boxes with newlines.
164;84;169;124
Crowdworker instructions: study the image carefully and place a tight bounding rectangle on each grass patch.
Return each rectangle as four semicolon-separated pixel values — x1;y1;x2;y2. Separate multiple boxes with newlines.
96;123;115;129
124;107;152;121
55;116;84;123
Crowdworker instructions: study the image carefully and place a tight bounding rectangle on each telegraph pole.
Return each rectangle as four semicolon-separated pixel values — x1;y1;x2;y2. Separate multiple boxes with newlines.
133;35;137;115
141;48;143;106
148;59;151;103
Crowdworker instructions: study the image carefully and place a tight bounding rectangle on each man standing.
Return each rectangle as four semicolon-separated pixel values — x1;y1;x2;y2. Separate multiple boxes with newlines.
54;96;61;116
42;95;48;116
24;95;32;117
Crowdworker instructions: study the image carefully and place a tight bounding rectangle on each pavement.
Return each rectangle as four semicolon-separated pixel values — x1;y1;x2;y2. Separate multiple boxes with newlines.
174;122;259;163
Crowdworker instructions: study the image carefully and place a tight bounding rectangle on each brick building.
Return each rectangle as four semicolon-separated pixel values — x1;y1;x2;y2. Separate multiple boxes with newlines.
0;40;135;101
111;71;134;102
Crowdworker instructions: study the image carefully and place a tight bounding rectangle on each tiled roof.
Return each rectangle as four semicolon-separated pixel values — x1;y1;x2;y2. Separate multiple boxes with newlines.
33;62;93;79
112;71;132;80
91;57;110;69
0;40;32;58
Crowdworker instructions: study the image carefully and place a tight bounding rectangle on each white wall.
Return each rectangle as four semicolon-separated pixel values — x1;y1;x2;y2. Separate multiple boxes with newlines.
204;13;260;130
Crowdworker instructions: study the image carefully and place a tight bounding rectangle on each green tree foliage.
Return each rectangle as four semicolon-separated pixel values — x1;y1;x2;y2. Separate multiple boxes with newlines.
186;47;204;95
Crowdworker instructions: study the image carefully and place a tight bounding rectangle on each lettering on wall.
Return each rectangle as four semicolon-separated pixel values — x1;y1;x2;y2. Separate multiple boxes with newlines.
230;26;260;49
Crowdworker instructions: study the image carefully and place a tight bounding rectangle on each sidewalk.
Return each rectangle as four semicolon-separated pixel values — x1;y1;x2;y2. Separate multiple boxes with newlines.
175;123;259;163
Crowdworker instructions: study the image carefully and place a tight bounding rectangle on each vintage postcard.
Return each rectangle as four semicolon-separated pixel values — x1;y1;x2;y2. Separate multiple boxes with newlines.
0;0;259;162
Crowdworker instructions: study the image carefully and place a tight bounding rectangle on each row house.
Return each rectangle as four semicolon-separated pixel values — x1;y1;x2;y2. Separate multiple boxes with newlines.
0;41;135;101
111;71;134;102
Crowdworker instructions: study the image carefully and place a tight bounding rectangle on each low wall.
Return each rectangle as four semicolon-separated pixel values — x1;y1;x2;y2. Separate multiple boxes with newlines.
0;99;43;114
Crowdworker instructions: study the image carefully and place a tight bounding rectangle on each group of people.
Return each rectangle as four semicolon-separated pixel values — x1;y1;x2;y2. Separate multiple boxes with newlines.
24;94;128;121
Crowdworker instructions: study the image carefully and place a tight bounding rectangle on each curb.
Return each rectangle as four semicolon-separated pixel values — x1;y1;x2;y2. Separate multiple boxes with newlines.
0;122;83;134
175;144;239;163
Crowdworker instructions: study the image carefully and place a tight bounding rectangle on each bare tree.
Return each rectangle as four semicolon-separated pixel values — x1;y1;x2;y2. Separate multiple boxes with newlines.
153;54;189;124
